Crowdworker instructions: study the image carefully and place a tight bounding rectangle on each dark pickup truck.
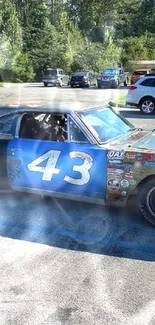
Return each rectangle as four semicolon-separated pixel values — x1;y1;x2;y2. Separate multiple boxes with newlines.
97;67;130;89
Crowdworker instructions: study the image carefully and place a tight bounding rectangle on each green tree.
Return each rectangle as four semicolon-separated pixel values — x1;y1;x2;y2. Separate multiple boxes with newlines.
0;0;21;46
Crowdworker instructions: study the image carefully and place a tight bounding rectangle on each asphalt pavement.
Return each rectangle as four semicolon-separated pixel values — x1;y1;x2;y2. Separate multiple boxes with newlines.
0;84;155;325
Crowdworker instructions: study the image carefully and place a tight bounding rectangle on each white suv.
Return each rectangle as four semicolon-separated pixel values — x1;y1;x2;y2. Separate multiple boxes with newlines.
126;74;155;114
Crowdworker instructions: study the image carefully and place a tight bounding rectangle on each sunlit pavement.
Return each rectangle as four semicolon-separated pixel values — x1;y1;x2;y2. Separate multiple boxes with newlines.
0;193;154;261
0;84;155;324
0;193;155;325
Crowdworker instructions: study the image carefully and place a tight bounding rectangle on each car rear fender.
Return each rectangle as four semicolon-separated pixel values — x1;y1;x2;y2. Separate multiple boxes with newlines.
0;138;13;190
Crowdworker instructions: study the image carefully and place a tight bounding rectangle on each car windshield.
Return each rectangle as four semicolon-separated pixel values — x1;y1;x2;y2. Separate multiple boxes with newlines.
43;69;57;76
77;107;132;142
103;69;118;75
74;72;88;76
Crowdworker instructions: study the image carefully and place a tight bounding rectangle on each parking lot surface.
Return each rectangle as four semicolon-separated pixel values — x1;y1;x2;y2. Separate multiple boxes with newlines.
0;84;155;325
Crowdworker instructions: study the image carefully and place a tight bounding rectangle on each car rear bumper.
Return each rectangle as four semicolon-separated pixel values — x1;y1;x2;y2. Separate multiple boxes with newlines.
70;81;89;87
43;79;59;84
98;80;118;87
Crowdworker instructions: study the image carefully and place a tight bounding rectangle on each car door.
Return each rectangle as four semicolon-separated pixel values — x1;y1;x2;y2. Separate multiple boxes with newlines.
7;113;107;202
61;70;68;85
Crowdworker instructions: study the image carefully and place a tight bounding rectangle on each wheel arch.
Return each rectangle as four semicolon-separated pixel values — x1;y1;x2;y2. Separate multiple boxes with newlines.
139;95;155;106
128;174;155;199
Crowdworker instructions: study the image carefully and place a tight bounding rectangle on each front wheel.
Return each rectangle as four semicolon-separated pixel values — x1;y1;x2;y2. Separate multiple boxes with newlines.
97;83;101;89
44;82;48;87
124;79;127;87
58;79;63;87
139;97;155;114
113;79;119;89
138;178;155;226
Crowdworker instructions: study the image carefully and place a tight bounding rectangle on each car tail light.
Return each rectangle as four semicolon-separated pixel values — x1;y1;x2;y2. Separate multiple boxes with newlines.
129;85;137;90
82;76;87;80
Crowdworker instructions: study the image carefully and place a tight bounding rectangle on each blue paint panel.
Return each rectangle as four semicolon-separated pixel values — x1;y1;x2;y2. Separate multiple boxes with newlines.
7;138;107;199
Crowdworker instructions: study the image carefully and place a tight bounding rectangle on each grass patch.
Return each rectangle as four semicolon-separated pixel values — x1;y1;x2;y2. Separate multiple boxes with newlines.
114;96;126;104
0;82;4;87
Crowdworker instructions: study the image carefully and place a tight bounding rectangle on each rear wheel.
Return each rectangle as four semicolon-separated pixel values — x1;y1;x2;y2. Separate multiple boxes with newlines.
139;96;155;114
138;178;155;226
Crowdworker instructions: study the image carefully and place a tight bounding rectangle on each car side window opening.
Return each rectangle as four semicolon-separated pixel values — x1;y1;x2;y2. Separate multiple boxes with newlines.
68;117;89;143
140;78;155;87
19;113;68;142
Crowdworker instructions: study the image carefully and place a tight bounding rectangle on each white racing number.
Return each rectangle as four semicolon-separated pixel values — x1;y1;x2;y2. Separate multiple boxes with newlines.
27;150;61;181
64;151;93;185
27;150;93;185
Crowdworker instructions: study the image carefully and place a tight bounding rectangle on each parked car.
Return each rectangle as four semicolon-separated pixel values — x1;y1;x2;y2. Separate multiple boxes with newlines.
69;71;97;88
1;104;155;226
126;74;155;114
43;68;69;87
131;68;152;84
97;67;129;89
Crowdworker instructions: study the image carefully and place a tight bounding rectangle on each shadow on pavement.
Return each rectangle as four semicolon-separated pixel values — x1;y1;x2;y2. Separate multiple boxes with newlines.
0;193;155;262
26;84;128;90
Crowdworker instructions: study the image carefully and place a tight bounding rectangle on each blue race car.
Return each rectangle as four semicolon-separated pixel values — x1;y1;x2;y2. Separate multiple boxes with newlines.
0;104;155;225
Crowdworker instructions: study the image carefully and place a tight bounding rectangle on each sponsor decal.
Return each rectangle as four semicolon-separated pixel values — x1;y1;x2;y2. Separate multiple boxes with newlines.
121;191;127;197
121;179;129;188
134;161;142;170
107;168;116;173
109;159;123;165
115;169;124;174
144;161;155;167
125;173;134;179
115;174;122;181
126;152;136;160
107;150;125;160
136;153;144;161
129;179;137;186
108;173;115;178
107;178;120;191
124;164;134;173
145;153;155;160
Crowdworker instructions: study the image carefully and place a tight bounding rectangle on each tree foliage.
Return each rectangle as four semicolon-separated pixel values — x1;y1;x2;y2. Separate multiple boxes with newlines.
0;0;154;81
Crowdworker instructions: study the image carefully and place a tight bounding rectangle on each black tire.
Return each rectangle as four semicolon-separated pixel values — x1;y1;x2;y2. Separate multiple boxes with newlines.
114;80;119;88
138;178;155;226
71;84;74;88
98;83;101;89
139;96;155;115
124;79;127;87
44;83;48;87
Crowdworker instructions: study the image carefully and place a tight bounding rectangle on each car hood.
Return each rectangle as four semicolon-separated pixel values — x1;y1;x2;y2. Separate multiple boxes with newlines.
106;129;155;153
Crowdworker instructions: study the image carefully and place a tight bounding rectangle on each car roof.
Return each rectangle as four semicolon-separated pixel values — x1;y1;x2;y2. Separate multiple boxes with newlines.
135;68;150;71
0;104;112;118
104;67;119;70
74;71;89;74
